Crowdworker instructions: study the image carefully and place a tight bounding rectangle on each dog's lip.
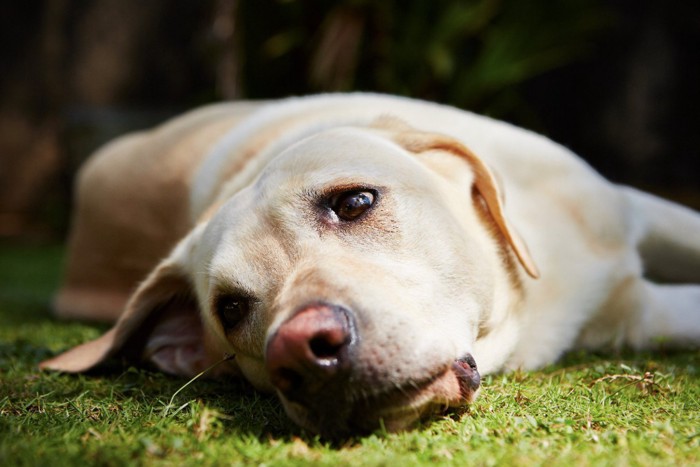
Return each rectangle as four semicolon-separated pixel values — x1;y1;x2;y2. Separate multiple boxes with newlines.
350;358;480;423
279;357;481;436
453;355;481;399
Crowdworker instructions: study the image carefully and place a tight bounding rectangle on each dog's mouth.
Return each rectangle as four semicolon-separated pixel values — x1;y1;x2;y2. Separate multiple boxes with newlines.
280;356;481;437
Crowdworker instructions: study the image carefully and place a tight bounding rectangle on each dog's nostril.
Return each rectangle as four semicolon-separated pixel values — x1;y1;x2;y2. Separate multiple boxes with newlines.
309;336;343;359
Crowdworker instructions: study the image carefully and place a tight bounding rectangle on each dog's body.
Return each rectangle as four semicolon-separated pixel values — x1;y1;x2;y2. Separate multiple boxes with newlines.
41;93;700;435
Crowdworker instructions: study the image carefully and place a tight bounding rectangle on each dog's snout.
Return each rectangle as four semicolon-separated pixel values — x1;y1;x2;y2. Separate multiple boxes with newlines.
266;304;354;397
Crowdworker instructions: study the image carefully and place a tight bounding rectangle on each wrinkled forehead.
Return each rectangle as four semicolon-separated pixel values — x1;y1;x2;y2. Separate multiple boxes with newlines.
257;127;429;192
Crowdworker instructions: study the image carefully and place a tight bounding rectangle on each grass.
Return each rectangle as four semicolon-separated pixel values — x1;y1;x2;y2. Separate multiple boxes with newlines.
1;244;698;466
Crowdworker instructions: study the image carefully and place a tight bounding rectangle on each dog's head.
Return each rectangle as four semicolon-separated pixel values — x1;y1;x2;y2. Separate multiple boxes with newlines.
41;119;538;436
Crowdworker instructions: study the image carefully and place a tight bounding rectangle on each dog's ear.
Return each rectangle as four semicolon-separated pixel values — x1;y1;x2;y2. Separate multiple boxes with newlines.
40;227;229;376
382;122;540;279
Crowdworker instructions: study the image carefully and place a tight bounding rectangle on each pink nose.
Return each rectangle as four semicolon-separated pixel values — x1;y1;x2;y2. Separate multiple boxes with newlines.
266;304;354;397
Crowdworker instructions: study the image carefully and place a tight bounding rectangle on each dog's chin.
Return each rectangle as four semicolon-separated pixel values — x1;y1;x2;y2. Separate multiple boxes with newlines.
279;360;481;437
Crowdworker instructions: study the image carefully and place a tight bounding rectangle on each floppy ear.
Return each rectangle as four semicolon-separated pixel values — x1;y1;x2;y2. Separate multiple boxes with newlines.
40;229;231;377
388;125;540;279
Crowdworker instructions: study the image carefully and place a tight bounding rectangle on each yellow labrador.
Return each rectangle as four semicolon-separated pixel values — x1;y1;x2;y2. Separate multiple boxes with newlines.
40;94;700;435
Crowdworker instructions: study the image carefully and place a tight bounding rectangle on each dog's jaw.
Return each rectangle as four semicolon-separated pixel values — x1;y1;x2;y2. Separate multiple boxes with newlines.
276;358;481;437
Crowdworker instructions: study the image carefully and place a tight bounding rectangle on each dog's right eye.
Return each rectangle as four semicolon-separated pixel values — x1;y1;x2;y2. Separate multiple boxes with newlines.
216;295;250;331
329;190;376;221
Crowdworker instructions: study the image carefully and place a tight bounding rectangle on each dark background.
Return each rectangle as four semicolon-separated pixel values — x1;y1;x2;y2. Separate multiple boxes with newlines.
1;0;699;241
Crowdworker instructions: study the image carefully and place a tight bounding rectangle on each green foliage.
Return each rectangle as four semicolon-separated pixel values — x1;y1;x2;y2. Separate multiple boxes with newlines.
238;0;612;118
1;244;698;465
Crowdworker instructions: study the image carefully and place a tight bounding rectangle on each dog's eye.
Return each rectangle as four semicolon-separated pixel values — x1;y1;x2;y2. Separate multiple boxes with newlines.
331;190;376;221
216;295;250;331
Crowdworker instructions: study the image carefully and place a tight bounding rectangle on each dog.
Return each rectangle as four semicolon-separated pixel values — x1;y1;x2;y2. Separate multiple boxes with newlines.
40;93;700;436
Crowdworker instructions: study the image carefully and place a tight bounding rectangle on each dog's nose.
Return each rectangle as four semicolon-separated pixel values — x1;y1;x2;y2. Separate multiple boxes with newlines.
266;304;354;398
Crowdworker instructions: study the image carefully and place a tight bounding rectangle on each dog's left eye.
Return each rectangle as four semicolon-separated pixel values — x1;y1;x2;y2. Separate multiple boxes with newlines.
216;295;250;331
330;190;376;221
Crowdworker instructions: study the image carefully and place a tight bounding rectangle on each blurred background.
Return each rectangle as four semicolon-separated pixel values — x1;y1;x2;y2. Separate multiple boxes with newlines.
1;0;699;242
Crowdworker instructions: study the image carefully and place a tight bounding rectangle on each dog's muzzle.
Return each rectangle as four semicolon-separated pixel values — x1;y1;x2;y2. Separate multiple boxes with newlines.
264;303;480;435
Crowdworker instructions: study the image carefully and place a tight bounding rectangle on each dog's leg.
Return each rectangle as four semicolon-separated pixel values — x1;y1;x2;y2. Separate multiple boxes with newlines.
623;187;700;283
576;274;699;352
627;280;700;348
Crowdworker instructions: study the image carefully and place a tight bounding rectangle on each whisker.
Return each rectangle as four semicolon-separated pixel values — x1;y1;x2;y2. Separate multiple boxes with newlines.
161;353;236;417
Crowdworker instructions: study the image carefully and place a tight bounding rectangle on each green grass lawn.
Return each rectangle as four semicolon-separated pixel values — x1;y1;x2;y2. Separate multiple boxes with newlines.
1;244;698;466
